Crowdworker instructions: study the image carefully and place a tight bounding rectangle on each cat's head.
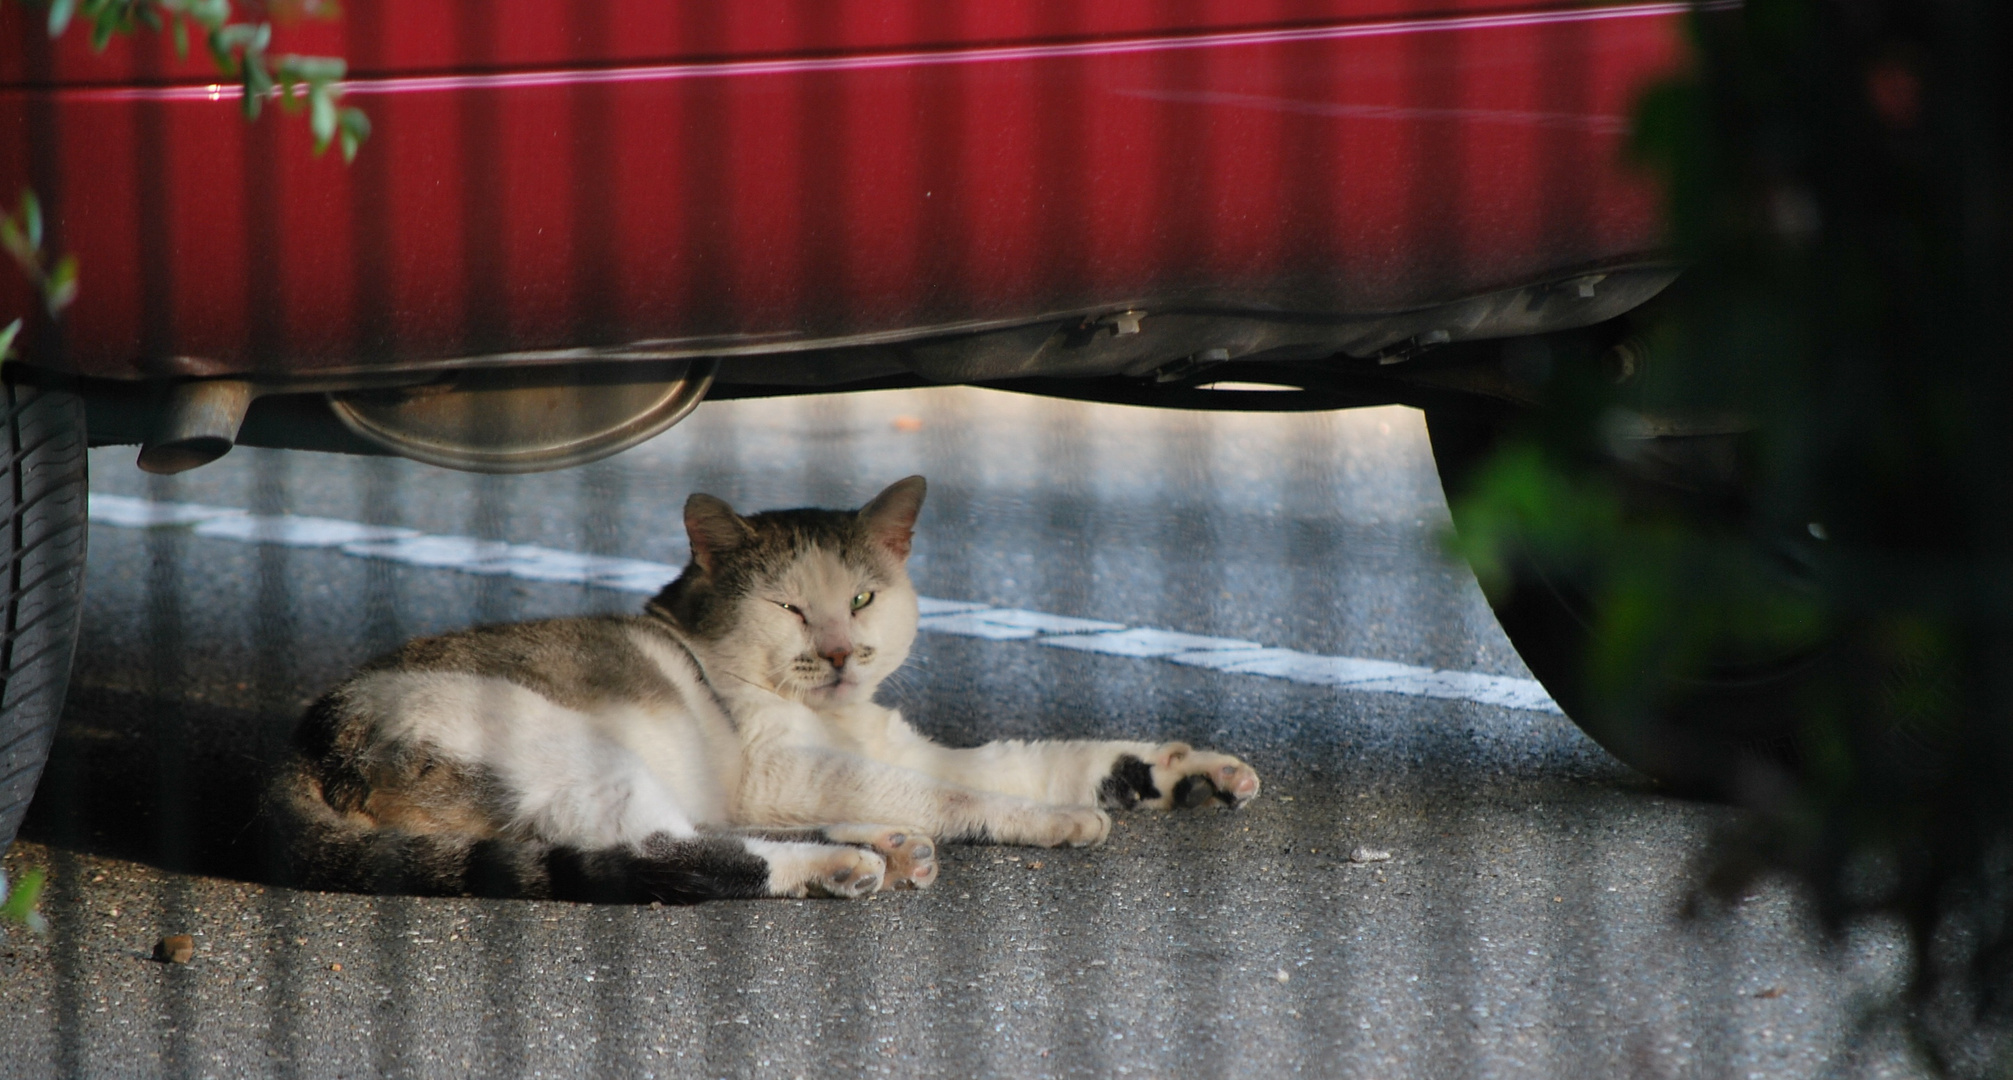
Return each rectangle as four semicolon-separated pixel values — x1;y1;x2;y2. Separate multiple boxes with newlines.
650;476;926;707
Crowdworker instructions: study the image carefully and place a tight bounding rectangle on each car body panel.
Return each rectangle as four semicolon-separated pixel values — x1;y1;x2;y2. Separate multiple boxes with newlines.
1;1;1686;382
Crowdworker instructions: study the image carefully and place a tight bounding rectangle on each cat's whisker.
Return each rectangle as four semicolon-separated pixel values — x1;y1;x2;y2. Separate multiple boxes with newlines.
877;667;919;696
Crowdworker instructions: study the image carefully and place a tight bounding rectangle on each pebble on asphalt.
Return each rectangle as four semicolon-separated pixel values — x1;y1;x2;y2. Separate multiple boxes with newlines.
153;935;194;964
1349;847;1393;864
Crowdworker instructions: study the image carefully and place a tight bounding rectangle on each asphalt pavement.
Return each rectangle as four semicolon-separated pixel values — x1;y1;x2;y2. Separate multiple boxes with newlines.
0;388;1923;1078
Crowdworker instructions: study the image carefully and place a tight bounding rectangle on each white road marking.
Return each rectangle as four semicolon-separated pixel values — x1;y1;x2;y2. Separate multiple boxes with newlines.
86;492;1562;714
1041;627;1265;658
87;495;245;528
195;514;421;547
916;609;1128;641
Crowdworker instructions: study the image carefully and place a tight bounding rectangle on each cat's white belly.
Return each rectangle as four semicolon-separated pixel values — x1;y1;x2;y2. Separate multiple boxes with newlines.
351;670;729;848
589;703;738;827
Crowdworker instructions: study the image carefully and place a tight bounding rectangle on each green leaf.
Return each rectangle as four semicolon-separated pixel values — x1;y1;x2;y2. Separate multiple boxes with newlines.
338;105;370;163
47;0;78;38
0;866;47;935
189;0;230;32
310;88;337;152
206;27;240;75
287;55;345;83
173;15;189;58
0;217;28;268
242;62;273;121
275;68;302;109
22;188;41;251
0;317;22;363
45;253;78;316
213;22;256;50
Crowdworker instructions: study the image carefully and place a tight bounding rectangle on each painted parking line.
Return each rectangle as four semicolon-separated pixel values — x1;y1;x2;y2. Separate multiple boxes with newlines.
86;493;1562;715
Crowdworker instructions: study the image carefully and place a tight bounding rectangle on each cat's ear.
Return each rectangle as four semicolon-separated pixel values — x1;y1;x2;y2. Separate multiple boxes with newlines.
858;475;927;560
685;493;754;574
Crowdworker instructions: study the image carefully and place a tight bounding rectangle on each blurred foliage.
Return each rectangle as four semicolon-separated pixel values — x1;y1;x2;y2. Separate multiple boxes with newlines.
0;188;77;321
37;0;369;159
1450;0;2013;1070
2;1;366;342
0;867;48;936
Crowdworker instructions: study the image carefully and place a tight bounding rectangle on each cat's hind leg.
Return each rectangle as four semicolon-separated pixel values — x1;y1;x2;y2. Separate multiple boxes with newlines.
262;766;877;903
732;825;938;890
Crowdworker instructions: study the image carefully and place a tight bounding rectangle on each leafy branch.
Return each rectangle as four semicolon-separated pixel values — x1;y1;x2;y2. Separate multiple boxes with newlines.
42;0;370;160
3;0;369;361
0;190;76;319
0;189;75;363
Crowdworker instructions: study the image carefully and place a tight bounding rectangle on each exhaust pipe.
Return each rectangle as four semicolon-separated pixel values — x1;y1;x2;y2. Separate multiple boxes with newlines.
137;379;255;475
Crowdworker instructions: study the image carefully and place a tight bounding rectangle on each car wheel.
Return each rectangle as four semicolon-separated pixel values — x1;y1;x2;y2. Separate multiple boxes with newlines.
0;384;89;853
1425;401;1823;800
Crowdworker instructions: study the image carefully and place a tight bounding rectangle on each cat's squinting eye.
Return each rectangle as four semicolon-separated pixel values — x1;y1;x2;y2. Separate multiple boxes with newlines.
775;601;804;620
851;591;875;611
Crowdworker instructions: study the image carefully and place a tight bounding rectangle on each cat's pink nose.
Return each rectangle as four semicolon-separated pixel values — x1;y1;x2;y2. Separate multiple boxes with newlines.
821;647;851;667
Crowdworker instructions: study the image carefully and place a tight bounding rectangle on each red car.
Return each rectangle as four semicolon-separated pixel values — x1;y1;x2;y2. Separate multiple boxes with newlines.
0;1;1695;848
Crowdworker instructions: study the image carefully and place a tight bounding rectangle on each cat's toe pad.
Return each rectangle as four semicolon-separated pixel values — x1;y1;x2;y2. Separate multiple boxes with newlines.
875;831;938;890
804;848;886;899
825;825;938;890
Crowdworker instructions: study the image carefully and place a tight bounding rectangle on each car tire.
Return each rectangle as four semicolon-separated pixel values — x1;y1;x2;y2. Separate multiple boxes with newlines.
0;383;89;853
1425;402;1820;800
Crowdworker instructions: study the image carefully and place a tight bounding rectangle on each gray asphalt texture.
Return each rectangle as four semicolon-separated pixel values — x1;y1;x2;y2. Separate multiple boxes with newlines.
1;389;1923;1078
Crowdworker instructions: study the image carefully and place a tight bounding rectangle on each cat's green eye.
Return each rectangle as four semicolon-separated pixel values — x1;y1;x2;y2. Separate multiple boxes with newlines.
851;591;875;611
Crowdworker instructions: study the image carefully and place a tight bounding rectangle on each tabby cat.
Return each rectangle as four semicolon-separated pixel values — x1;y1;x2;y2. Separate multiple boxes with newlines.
263;476;1260;903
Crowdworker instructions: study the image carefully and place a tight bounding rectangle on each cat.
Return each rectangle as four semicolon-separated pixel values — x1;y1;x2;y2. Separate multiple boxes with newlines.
261;476;1261;903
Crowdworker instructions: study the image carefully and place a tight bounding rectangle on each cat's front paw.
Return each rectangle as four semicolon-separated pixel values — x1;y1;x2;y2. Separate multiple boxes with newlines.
823;825;938;890
1101;743;1261;811
1033;806;1110;848
787;846;887;899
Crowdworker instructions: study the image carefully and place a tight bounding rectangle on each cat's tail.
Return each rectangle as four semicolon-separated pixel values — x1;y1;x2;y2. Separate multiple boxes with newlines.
256;757;774;904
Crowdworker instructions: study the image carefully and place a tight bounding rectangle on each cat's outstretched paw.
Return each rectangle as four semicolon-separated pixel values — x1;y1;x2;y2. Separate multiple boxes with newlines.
805;847;887;898
1034;806;1111;848
824;825;938;890
757;841;887;898
1100;743;1262;811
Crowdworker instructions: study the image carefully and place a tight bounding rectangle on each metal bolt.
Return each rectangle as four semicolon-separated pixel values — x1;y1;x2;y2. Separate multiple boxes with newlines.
1571;274;1608;299
1098;310;1147;336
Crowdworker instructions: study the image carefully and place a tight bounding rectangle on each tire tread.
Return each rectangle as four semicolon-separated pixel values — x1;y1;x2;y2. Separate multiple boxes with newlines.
0;383;88;852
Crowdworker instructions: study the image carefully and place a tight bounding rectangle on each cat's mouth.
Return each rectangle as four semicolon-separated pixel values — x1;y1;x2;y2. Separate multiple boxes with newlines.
802;670;864;702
